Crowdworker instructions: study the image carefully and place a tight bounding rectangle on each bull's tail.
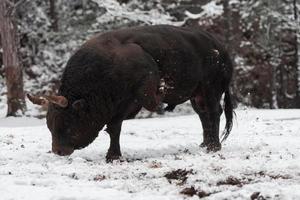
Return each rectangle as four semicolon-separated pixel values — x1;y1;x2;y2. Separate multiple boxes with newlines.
221;88;233;143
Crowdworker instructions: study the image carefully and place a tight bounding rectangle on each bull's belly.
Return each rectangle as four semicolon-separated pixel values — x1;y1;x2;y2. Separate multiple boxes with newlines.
161;86;195;105
158;66;201;105
163;94;190;105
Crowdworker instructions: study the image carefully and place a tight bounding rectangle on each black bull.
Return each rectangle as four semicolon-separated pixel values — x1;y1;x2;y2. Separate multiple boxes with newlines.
28;25;233;162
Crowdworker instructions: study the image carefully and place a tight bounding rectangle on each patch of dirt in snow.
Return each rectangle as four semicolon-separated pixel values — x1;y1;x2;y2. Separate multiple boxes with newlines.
0;109;300;200
164;169;194;185
180;186;212;198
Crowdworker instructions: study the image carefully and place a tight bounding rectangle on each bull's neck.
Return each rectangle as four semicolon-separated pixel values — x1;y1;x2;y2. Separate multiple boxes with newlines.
59;78;126;130
91;87;116;125
91;81;131;127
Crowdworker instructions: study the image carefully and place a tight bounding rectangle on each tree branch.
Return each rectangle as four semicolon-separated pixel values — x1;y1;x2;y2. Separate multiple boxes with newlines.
4;0;14;7
6;0;28;17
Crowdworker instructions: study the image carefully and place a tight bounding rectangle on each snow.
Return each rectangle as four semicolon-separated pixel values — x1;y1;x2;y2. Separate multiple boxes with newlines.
185;1;223;19
92;0;181;26
0;109;300;200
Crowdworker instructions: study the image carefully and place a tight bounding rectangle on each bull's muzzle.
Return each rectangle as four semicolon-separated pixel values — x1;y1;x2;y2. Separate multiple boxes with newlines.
52;145;74;156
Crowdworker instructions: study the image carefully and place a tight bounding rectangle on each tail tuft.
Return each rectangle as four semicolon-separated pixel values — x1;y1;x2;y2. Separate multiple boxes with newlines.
221;89;233;143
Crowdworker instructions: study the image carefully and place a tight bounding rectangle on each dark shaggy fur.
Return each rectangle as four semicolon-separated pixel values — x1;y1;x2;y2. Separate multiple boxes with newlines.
46;25;233;161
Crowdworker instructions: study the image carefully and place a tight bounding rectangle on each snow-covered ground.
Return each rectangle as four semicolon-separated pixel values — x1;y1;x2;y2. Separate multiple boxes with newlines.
0;109;300;200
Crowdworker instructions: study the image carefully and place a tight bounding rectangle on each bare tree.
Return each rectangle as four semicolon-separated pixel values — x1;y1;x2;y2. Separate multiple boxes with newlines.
222;0;231;51
266;0;280;109
0;0;26;116
294;0;300;107
49;0;58;32
222;0;239;107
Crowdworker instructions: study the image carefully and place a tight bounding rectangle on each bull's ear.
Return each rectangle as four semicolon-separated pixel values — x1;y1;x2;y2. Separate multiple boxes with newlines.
72;99;86;111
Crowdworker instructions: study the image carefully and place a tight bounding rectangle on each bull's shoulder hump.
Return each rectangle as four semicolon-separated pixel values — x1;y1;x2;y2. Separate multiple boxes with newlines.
80;25;225;58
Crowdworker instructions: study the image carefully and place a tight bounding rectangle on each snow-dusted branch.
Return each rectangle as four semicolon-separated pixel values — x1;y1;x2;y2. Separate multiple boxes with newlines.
92;0;182;25
184;1;223;19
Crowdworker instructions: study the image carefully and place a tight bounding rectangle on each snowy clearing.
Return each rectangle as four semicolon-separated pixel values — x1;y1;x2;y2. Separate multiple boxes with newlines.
0;109;300;200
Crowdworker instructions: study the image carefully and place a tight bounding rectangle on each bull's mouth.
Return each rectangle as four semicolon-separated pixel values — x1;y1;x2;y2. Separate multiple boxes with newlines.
52;145;74;156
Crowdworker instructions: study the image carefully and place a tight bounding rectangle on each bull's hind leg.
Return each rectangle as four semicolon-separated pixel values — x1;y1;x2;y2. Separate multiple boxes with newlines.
190;88;223;152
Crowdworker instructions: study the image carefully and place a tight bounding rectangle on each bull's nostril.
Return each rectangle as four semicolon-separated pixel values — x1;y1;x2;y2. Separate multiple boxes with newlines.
52;148;63;156
52;145;74;156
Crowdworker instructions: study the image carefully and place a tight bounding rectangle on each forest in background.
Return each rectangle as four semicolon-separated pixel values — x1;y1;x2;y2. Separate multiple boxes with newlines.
0;0;300;117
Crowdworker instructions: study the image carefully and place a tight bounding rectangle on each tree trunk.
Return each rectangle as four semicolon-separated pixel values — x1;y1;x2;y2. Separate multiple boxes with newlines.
222;0;238;107
223;0;231;50
49;0;58;32
266;0;279;109
271;61;279;109
294;0;300;107
0;0;26;116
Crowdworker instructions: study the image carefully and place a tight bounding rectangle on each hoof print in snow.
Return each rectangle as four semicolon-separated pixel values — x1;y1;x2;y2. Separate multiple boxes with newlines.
68;173;79;180
197;190;212;198
93;175;106;181
252;171;291;180
251;192;260;200
182;148;191;154
164;169;194;185
124;158;142;162
83;157;93;162
180;186;211;198
250;192;268;200
149;161;162;168
180;186;197;196
267;174;291;180
217;154;226;160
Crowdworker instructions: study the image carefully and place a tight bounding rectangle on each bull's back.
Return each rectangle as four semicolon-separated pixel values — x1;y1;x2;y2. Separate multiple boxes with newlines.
86;25;227;104
118;25;225;104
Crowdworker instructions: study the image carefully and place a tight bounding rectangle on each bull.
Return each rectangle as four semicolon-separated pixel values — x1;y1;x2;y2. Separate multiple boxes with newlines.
28;25;233;162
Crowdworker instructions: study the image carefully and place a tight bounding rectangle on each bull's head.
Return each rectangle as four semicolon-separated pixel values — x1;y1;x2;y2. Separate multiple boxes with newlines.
27;94;101;156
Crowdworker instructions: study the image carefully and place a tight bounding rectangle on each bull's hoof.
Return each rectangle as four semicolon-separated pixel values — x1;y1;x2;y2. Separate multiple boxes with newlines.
106;151;122;163
200;142;221;152
206;142;221;152
200;142;207;148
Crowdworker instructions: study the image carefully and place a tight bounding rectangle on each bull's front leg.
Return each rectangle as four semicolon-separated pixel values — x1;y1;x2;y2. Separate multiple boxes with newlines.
105;121;122;162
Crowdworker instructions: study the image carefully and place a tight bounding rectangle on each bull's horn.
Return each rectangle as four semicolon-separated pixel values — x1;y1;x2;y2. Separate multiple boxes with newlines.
27;94;48;106
44;95;68;108
27;94;68;108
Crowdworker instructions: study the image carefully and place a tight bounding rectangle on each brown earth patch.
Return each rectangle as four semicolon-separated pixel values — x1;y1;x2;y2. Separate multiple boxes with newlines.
180;186;213;198
164;169;194;185
217;176;244;187
93;174;106;181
